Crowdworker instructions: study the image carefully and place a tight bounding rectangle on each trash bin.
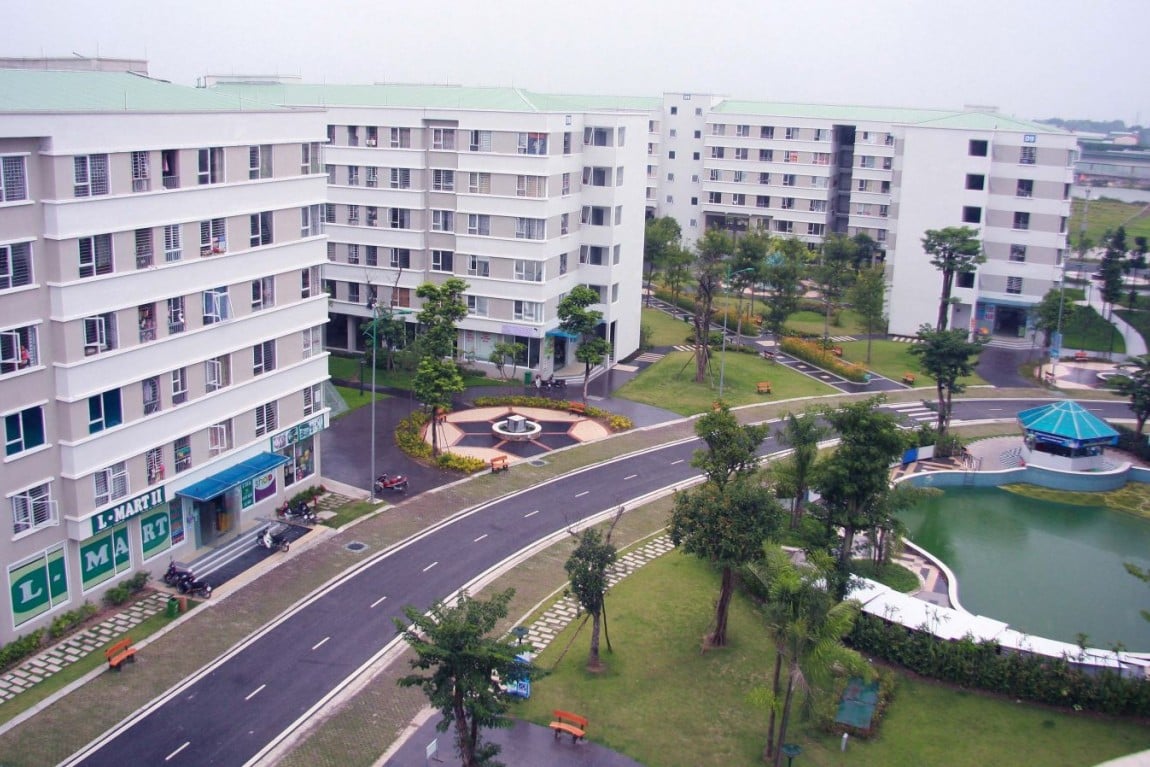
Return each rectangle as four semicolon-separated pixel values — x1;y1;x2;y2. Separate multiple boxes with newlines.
524;371;532;386
166;596;179;618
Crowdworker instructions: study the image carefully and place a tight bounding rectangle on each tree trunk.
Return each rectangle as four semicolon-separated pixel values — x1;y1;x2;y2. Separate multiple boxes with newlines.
582;361;591;404
710;565;734;647
454;689;477;767
764;651;783;761
936;381;948;437
695;313;710;384
588;610;603;671
840;526;856;568
937;271;954;331
790;488;806;530
772;671;797;767
1138;414;1147;435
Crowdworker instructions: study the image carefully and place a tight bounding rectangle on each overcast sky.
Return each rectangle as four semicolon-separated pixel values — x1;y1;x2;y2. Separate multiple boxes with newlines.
2;0;1145;124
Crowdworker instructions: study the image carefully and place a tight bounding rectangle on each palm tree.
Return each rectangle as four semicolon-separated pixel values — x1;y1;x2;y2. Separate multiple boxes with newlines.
774;411;828;529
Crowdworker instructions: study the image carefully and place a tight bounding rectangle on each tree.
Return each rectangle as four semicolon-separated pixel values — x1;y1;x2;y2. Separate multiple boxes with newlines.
557;285;611;402
812;234;857;346
662;244;694;308
564;526;618;671
909;324;985;443
732;227;772;324
852;232;879;269
1100;230;1128;357
774;410;829;529
1110;354;1150;434
848;263;886;364
922;226;985;331
1032;287;1078;351
414;278;469;455
669;405;781;647
760;237;809;347
487;341;525;381
395;589;531;767
691;229;733;383
643;216;681;304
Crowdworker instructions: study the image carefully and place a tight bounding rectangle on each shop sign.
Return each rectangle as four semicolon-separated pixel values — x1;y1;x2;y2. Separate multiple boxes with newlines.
91;487;167;536
270;414;326;451
241;471;278;510
9;546;68;627
80;526;131;591
140;506;172;560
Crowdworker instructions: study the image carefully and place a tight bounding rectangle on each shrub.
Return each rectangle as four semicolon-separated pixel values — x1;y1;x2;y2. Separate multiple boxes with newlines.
1115;424;1150;462
780;337;870;382
436;452;489;473
471;396;633;433
395;410;433;459
102;584;131;607
48;602;98;640
127;571;150;593
0;629;45;671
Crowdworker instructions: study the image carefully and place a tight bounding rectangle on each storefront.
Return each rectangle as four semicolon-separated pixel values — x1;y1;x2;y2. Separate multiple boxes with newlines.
272;414;325;490
175;453;289;548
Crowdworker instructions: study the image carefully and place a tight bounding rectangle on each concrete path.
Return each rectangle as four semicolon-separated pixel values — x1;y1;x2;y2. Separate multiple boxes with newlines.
1086;287;1147;358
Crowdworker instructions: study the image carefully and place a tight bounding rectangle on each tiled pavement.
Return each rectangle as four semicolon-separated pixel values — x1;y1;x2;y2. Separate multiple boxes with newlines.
0;592;169;704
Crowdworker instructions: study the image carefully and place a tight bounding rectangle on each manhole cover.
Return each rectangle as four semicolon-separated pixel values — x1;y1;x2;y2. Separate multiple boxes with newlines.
529;459;548;467
345;541;368;552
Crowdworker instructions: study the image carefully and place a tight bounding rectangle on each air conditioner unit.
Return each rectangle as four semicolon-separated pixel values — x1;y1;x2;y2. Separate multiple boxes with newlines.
366;139;378;147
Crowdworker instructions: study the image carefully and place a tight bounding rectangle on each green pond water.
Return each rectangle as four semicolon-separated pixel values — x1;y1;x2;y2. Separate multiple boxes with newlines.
898;486;1150;650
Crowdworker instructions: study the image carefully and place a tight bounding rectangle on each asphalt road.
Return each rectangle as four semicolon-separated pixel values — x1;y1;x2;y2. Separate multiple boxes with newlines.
64;396;1137;766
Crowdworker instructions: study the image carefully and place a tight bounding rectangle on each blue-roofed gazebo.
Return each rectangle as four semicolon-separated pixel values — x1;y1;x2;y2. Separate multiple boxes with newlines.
1017;400;1119;471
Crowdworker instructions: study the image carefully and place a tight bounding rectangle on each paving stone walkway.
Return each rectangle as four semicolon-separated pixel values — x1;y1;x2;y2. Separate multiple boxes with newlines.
0;592;169;704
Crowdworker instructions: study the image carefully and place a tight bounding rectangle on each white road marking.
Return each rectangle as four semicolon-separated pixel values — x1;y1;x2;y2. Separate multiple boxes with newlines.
311;637;330;651
988;408;1003;411
370;595;388;608
624;474;638;480
575;490;589;498
245;684;266;701
474;534;488;542
423;561;438;572
524;509;540;518
165;742;191;760
670;459;685;465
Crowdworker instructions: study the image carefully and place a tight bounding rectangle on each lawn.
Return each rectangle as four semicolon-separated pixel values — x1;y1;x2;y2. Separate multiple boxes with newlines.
516;551;1150;767
1072;196;1150;245
835;339;986;388
1063;305;1127;354
328;354;513;391
332;385;387;418
613;350;838;415
786;308;869;337
641;306;695;348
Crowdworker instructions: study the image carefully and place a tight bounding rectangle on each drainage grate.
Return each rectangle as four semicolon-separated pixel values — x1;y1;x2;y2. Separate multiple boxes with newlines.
344;541;368;553
529;459;548;467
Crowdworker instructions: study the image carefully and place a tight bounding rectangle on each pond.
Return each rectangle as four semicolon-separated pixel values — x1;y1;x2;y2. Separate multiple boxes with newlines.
899;486;1150;650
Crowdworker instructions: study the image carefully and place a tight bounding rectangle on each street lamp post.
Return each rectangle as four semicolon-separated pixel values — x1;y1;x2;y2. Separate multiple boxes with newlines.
718;267;756;402
366;298;381;503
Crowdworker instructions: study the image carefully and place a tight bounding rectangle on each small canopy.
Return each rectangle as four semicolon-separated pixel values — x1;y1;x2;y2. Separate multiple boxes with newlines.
545;328;579;341
1016;400;1118;446
176;452;288;502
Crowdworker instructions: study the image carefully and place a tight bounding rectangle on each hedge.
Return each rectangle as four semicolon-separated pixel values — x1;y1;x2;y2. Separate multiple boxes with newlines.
780;336;870;382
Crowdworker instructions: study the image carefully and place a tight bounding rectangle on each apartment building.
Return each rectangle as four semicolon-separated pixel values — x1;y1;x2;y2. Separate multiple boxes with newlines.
212;81;650;378
0;68;330;643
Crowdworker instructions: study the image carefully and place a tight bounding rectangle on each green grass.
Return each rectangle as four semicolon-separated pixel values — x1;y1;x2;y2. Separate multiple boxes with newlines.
1116;307;1150;352
321;499;387;528
850;560;919;592
332;386;388;418
613;350;837;415
517;551;1150;767
641;307;695;347
786;309;869;337
1001;482;1150;521
835;340;986;388
328;355;512;391
1062;305;1126;354
1072;196;1150;244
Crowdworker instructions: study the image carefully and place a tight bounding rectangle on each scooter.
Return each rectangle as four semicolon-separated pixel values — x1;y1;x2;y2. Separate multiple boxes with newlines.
374;473;409;494
175;572;212;599
543;375;567;390
163;561;193;588
257;526;290;553
277;499;317;524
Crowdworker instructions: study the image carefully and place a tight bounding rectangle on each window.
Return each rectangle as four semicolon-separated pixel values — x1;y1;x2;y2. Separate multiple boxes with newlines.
83;313;117;355
302;327;322;359
431;250;454;272
347;166;360;186
782;174;796;187
467;255;491;277
157;224;181;263
130;151;151;192
784;127;799;140
735;124;750;137
883;157;893;170
431;128;456;150
2;156;28;201
78;234;113;278
881;180;891;194
519;132;549;154
859;156;875;169
432;210;454;232
146;447;164;485
467;214;490;236
1006;276;1023;294
756;195;770;208
760;126;775;139
253;340;276;375
11;482;55;535
200;218;226;255
301;142;322;174
708;191;722;204
710;169;721;181
389;208;411;229
734;148;749;160
466;295;489;316
808;223;825;236
251;276;275;311
432;169;455;191
205;356;230;392
582;206;608;226
670;151;678;159
390;128;412;148
670;106;678;115
173;436;192;473
965;173;986;190
969;139;989;157
810;199;827;212
5;406;45;456
389;248;411;269
856;203;872;216
250;212;273;247
255;401;278;436
0;242;32;289
301;265;319;297
1019;146;1037;165
516;218;546;240
669;129;677;138
0;325;37;374
879;204;889;217
711;124;726;136
563;132;572;154
518;175;547;196
710;146;725;159
366;126;378;146
583;127;609;147
580;246;607;265
202;287;231;324
514;300;543;322
962;206;982;224
813;152;831;165
732;193;746;206
197;147;224;184
171;367;188;404
248;145;272;180
691;196;699;205
1013;211;1030;230
88;390;122;434
93;462;128;505
347;126;359;147
1010;244;1027;262
347;205;360;226
781;197;795;210
758;172;771;185
326;164;336;184
209;421;233;456
775;220;794;234
366;167;379;187
166;297;185;334
1016;179;1034;198
469;130;492;152
138;302;156;342
142;376;160;415
389;168;411;189
366;206;378;227
469;172;490;193
561;212;569;235
514;260;543;282
74;154;109;196
856;179;869;192
303;384;323;416
559;252;568;275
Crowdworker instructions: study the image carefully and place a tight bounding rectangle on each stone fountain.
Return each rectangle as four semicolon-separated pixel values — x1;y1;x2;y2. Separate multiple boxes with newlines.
492;412;542;442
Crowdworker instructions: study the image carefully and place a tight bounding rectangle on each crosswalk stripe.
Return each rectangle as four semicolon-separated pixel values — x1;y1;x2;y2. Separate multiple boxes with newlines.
672;345;693;352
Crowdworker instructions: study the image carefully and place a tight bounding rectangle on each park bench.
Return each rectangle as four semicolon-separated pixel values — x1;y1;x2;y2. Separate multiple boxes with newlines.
832;346;844;357
756;381;773;394
901;373;916;386
549;709;588;743
1074;350;1088;362
490;456;509;473
105;637;137;671
760;350;777;361
568;401;587;416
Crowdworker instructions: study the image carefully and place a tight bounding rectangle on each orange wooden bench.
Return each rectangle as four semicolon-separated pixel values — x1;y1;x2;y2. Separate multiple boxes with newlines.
1074;350;1088;362
490;456;509;473
832;346;844;357
568;401;587;416
549;709;588;743
105;637;137;671
901;373;916;386
756;381;772;394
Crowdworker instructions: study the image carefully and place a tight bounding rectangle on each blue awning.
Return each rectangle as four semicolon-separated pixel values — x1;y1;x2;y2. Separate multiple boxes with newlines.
546;329;579;341
176;453;289;502
1017;400;1119;445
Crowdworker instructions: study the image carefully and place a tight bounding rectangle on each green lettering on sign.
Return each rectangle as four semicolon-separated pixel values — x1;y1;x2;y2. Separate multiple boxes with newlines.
80;526;130;591
140;505;172;560
91;487;167;536
240;480;254;509
10;546;68;627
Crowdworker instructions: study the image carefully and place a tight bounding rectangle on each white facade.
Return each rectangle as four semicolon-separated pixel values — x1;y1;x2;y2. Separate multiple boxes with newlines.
0;69;330;643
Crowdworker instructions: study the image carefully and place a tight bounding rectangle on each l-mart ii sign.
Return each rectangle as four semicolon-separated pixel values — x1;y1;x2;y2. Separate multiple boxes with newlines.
90;487;167;536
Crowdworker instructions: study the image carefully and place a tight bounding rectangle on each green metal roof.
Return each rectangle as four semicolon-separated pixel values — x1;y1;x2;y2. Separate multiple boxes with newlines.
524;92;662;112
0;69;282;113
1016;400;1119;444
713;99;1066;133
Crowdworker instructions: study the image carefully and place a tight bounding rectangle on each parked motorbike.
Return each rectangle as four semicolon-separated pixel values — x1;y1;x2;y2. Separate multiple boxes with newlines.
163;561;194;588
374;473;409;494
542;375;566;390
277;499;317;524
257;526;290;553
176;573;212;599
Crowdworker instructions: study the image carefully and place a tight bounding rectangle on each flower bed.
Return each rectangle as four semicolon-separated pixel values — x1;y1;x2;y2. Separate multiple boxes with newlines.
780;336;870;382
